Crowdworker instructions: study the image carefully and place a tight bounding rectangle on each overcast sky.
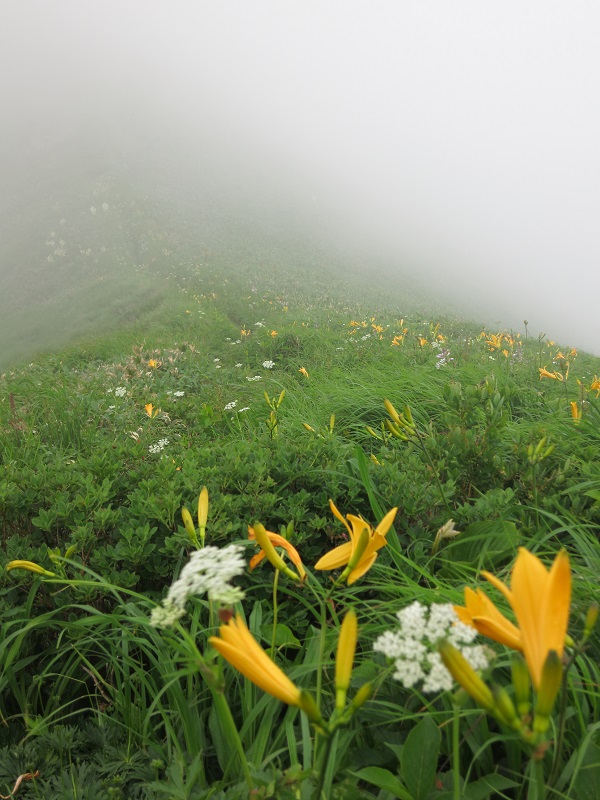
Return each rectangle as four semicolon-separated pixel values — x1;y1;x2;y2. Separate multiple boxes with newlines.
2;2;600;353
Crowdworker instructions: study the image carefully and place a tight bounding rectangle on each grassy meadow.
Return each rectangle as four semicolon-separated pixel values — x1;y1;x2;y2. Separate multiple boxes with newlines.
1;190;600;798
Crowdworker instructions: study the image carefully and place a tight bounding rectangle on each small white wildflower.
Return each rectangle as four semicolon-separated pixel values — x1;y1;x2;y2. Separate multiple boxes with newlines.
262;360;275;369
90;206;97;214
224;401;237;411
102;202;109;211
151;544;246;628
114;386;127;397
150;601;186;628
149;438;169;454
238;406;250;412
247;375;262;382
213;358;220;363
173;390;185;397
235;363;243;368
254;321;265;327
374;602;490;694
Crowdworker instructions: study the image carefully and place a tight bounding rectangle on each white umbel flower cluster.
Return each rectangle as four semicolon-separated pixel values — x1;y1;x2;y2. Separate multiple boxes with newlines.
150;544;246;628
373;601;490;693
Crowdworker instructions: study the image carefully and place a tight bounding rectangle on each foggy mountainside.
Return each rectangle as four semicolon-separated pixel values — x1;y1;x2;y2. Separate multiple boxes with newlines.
1;4;600;799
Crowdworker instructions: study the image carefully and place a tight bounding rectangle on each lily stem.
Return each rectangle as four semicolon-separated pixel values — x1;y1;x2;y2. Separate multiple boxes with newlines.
452;704;461;800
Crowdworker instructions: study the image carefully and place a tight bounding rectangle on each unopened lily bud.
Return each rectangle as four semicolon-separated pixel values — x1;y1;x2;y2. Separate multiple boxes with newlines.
299;690;325;727
339;528;370;584
384;398;401;424
365;425;381;439
198;487;209;530
511;654;530;718
303;423;315;432
439;641;494;712
584;603;599;641
350;682;373;711
533;651;563;735
335;610;357;710
492;686;521;731
252;522;301;581
6;560;56;577
181;507;198;546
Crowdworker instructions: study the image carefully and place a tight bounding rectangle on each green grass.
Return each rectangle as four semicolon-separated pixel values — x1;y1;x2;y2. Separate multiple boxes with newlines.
1;180;600;797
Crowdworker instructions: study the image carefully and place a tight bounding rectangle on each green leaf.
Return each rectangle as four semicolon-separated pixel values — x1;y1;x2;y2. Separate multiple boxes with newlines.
462;774;519;799
350;767;413;800
400;716;441;800
260;623;301;648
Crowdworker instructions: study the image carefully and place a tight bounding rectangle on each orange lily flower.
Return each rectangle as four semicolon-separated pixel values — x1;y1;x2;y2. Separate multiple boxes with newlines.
248;525;306;581
315;500;398;585
209;615;302;706
454;586;522;651
481;548;571;689
539;367;562;381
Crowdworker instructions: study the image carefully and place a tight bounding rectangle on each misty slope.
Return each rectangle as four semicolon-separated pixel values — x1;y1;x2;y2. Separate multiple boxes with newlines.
0;153;184;370
1;149;438;372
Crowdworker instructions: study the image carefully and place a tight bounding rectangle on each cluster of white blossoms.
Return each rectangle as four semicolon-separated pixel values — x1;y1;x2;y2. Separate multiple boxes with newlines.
114;386;127;397
373;602;490;693
150;544;246;628
262;360;275;369
148;438;169;454
224;401;237;411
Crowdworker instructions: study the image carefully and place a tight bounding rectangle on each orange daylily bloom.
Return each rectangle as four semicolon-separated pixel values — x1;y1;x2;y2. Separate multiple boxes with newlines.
299;367;309;378
454;586;522;651
539;367;562;381
315;500;398;585
248;525;306;581
209;615;302;706
480;548;571;689
145;403;160;418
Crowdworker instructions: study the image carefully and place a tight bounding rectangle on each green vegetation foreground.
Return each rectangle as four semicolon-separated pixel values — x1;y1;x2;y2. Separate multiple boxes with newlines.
1;257;600;799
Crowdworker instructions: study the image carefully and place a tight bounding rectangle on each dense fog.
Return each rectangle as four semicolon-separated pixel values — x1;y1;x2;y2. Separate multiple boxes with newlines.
2;1;600;354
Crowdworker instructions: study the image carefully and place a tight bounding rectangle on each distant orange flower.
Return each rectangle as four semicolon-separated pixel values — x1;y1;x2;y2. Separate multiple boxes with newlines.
147;359;160;369
270;330;278;337
145;403;159;418
299;367;309;378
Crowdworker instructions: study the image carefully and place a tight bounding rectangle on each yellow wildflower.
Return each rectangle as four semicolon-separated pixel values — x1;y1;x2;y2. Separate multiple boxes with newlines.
539;367;562;381
299;367;309;378
315;500;397;585
209;615;302;706
481;548;571;690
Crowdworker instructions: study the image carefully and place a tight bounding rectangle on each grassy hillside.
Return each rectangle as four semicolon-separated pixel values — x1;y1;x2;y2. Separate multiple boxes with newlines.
1;194;600;797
